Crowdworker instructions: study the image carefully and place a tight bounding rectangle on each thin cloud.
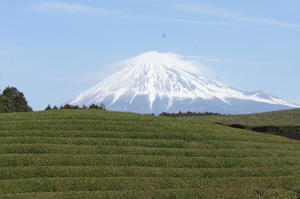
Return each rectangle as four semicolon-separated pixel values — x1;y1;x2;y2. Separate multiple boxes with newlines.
142;17;234;26
29;2;121;15
44;52;213;84
172;4;300;29
29;2;234;26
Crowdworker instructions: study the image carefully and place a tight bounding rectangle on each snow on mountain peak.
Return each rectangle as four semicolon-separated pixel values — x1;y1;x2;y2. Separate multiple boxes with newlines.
70;51;299;114
117;51;203;74
71;51;231;107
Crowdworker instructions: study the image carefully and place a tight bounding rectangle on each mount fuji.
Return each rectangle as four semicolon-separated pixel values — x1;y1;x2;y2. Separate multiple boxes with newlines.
70;51;299;114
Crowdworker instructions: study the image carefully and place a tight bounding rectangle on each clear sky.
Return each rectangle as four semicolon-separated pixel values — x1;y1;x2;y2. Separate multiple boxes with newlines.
1;0;300;110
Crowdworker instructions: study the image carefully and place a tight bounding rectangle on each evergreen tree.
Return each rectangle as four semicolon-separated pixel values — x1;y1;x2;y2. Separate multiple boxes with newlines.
82;105;87;109
89;104;98;109
45;104;52;110
0;87;32;113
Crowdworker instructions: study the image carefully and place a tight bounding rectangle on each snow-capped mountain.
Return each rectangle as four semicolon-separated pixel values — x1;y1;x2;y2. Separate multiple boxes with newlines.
70;51;299;114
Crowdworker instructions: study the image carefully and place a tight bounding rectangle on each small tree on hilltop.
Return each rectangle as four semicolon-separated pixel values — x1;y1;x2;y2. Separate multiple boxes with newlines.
0;87;32;113
60;104;80;109
89;104;98;109
45;104;52;110
82;105;87;109
89;103;106;110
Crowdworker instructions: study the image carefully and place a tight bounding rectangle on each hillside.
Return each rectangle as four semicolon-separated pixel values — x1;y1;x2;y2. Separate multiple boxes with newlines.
182;109;300;139
0;109;299;198
183;109;300;126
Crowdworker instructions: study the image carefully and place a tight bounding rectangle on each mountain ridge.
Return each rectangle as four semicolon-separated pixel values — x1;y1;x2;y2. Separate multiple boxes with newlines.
70;51;299;114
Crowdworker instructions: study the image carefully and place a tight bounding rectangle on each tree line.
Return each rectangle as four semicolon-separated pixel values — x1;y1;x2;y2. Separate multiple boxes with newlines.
0;86;106;113
159;111;223;117
45;103;106;111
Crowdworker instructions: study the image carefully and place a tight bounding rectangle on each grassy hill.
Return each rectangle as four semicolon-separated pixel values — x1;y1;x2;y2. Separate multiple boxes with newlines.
0;109;299;198
182;109;300;126
180;109;300;139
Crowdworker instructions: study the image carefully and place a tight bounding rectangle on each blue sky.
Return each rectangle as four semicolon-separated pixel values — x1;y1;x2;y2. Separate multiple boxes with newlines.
1;0;300;110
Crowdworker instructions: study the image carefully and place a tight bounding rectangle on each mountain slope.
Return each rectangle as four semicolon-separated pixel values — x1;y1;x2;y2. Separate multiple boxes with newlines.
70;51;299;114
0;109;299;198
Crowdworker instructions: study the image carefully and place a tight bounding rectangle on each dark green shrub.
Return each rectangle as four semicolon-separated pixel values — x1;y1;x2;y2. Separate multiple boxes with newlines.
0;87;32;113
